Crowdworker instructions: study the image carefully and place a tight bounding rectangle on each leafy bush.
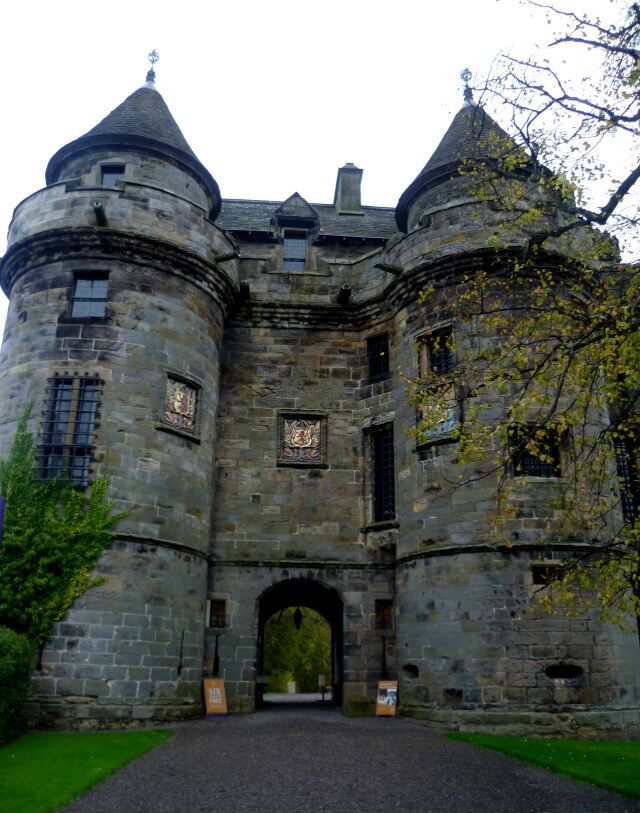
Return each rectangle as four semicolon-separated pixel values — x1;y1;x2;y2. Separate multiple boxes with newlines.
0;626;34;742
0;407;125;646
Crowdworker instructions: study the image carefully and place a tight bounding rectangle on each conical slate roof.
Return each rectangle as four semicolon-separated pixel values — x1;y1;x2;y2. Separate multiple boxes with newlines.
82;86;198;158
395;103;514;232
46;83;221;219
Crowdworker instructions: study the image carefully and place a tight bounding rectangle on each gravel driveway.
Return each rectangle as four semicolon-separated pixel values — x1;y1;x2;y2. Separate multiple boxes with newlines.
60;702;640;813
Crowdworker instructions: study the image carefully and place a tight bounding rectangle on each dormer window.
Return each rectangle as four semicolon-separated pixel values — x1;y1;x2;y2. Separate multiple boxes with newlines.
100;164;125;187
283;230;307;271
274;193;319;272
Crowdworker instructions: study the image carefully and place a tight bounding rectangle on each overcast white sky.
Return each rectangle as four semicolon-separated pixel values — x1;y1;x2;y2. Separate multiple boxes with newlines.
0;0;624;341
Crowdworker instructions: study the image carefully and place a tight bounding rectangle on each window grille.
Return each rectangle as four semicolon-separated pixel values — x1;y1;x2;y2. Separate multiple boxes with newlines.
283;231;307;270
209;600;226;628
372;424;395;522
38;374;102;485
375;600;393;630
614;439;639;523
367;334;390;380
419;329;454;377
71;274;108;318
509;426;561;478
100;164;125;187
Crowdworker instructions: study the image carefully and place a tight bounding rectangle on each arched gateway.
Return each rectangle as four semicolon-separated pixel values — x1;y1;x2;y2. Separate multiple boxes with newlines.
257;578;343;705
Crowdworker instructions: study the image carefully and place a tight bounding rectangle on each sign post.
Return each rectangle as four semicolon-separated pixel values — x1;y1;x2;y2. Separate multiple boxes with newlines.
203;679;228;717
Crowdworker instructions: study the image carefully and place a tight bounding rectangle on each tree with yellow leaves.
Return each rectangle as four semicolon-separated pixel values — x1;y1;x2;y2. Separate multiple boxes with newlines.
408;2;640;638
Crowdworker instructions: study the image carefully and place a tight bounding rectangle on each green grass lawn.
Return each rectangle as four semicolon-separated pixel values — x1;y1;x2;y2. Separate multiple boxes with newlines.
0;729;173;813
446;733;640;799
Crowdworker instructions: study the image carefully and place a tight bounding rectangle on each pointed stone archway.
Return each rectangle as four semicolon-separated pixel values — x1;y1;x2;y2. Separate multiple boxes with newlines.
256;578;343;706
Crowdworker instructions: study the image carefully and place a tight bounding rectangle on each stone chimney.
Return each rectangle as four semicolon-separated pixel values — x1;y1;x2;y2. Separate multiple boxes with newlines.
333;163;363;214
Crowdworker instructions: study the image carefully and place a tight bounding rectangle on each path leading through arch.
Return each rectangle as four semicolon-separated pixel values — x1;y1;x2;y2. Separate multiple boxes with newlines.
60;709;640;813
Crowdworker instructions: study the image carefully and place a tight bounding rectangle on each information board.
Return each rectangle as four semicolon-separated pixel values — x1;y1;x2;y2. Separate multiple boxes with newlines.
203;679;228;716
375;680;398;716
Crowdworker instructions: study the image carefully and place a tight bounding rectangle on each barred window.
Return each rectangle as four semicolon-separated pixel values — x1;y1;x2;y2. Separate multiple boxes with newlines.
367;333;390;380
614;438;639;524
509;426;561;478
283;230;307;271
71;273;108;318
209;600;226;628
375;599;393;630
372;424;396;522
419;328;454;377
38;374;102;485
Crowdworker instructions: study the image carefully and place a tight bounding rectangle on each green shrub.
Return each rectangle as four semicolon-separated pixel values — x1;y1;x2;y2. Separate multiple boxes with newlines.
0;626;34;742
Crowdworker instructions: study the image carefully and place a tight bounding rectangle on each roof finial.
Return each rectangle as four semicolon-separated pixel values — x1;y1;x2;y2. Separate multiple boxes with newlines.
146;50;159;85
461;67;473;105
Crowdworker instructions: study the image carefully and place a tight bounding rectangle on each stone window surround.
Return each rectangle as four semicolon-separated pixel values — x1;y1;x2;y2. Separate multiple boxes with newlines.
99;162;127;187
37;371;103;486
282;228;308;271
414;323;460;449
509;424;563;479
367;332;390;382
367;421;396;524
69;271;109;319
417;325;455;379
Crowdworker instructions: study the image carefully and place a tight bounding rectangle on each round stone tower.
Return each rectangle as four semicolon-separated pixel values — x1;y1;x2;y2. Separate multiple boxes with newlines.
0;68;238;727
385;93;640;735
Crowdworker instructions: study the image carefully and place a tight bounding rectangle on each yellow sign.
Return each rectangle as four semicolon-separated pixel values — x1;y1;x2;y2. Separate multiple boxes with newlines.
203;679;228;716
375;680;398;716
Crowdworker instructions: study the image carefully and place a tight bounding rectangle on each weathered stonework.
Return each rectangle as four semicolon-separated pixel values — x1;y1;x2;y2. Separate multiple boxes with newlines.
1;77;639;735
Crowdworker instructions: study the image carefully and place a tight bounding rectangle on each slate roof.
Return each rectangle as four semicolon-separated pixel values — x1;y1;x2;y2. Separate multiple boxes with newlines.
396;103;514;231
83;86;198;158
217;199;398;240
46;83;222;218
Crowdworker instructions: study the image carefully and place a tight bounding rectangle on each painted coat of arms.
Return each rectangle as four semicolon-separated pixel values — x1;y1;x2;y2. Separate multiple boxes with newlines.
281;417;322;463
164;378;197;434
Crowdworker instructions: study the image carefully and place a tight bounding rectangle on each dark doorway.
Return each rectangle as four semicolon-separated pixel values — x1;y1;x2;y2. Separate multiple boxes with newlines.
257;578;343;706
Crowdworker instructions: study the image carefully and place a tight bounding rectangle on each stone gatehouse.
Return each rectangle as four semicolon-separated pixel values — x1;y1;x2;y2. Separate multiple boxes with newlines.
1;65;639;735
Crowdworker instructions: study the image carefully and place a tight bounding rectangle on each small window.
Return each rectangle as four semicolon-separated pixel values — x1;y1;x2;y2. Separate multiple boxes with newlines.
367;334;390;380
509;425;561;478
283;230;307;271
531;563;560;585
375;600;393;630
614;438;639;524
38;373;102;485
209;600;226;628
419;328;454;378
100;164;125;187
371;424;396;522
71;273;108;318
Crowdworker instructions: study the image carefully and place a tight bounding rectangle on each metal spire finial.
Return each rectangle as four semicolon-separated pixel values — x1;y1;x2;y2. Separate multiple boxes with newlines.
146;50;159;84
460;67;473;104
